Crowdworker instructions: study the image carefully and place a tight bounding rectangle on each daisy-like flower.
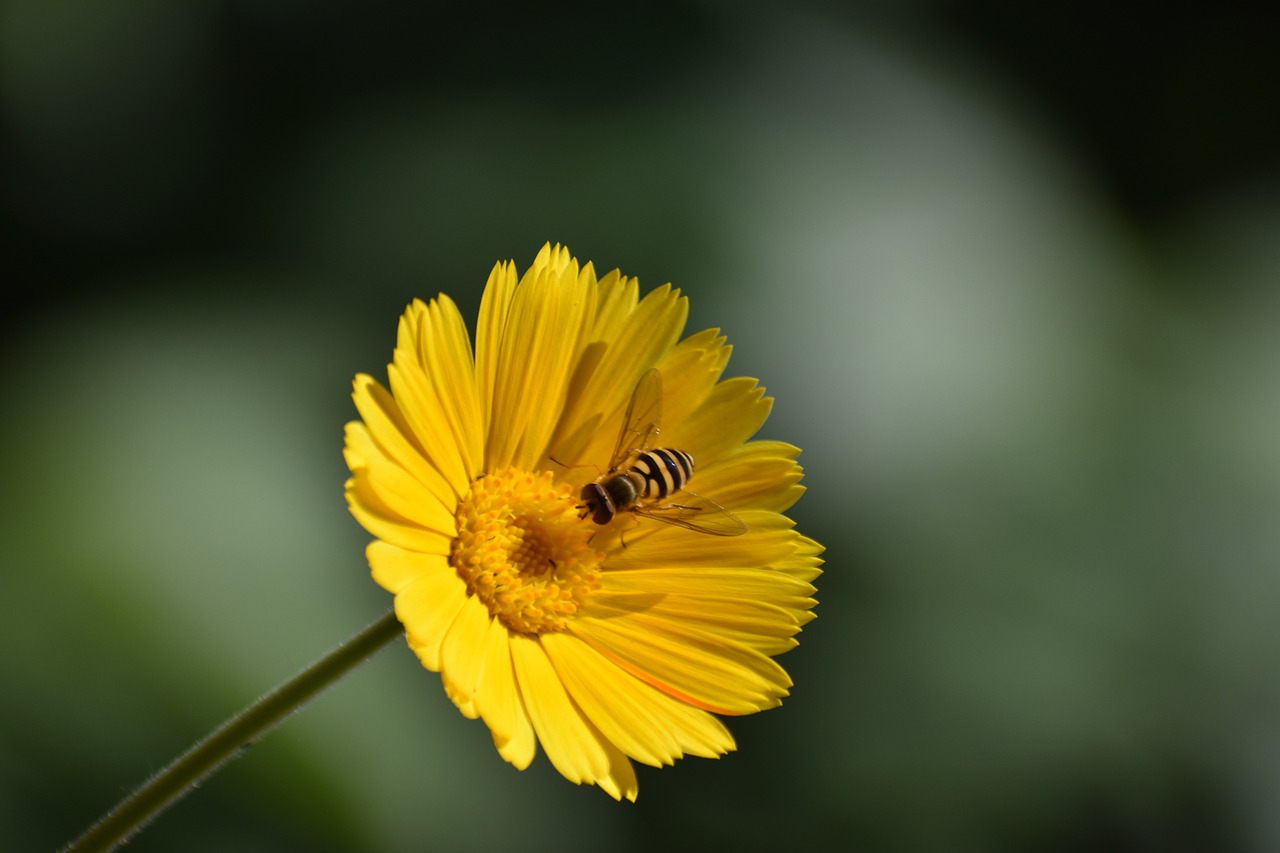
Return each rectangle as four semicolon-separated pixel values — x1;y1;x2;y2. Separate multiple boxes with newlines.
343;244;822;800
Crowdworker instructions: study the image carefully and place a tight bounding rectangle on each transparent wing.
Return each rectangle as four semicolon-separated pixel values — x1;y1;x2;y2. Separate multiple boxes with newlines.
634;493;748;536
608;368;663;473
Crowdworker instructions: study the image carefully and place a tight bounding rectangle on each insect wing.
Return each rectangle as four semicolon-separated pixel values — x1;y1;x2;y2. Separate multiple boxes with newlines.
635;493;748;536
608;368;663;472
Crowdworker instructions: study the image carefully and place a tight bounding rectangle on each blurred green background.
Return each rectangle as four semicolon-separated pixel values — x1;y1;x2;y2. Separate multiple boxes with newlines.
3;2;1279;851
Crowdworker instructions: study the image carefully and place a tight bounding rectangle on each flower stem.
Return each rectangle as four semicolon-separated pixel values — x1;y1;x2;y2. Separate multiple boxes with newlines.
63;609;404;853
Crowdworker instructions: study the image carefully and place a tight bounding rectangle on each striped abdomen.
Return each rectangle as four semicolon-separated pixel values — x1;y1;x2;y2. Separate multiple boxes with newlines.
630;448;694;499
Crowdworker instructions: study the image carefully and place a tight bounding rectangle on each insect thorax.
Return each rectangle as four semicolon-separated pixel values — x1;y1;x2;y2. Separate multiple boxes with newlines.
580;474;642;525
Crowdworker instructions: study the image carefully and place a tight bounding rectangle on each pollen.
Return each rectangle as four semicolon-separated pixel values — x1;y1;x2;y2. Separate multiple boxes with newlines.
451;467;604;635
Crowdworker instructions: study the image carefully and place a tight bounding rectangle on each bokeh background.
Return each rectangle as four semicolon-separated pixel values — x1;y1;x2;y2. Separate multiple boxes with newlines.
4;2;1279;851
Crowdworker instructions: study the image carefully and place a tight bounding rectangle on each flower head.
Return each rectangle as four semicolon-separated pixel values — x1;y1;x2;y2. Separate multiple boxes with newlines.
343;244;822;800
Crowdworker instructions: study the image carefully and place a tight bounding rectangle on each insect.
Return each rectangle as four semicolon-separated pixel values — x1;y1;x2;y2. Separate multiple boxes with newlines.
579;368;747;536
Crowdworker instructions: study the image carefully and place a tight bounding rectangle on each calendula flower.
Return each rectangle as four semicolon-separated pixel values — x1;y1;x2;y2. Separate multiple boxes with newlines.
343;244;822;800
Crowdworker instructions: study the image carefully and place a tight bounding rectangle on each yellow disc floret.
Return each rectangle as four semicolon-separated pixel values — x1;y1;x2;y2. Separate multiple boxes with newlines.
451;468;603;635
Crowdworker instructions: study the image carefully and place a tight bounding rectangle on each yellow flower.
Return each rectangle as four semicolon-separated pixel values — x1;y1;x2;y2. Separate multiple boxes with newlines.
343;244;822;800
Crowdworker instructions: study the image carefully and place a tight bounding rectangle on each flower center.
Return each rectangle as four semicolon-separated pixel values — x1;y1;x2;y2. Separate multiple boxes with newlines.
450;467;604;635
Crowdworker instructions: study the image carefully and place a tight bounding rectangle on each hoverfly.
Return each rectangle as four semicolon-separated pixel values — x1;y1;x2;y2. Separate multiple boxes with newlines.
579;368;747;536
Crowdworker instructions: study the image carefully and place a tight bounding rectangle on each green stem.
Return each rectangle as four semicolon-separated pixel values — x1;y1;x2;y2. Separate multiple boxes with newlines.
63;610;404;853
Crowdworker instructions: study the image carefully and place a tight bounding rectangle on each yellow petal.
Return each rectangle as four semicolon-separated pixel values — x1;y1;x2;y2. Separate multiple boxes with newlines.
389;296;485;494
423;295;485;479
600;565;817;614
394;564;469;672
351;375;456;512
389;360;470;497
485;246;593;471
593;745;639;803
475;259;519;453
344;421;457;536
344;470;454;556
387;299;474;495
493;717;537;772
543;632;736;766
606;523;810;571
439;594;494;719
586;589;803;656
778;534;825;582
692;440;807;513
366;540;450;596
587;268;641;341
472;616;532;760
653;328;732;432
570;610;794;716
617;285;687;370
552;282;688;467
667;377;773;464
541;632;680;767
510;633;638;800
